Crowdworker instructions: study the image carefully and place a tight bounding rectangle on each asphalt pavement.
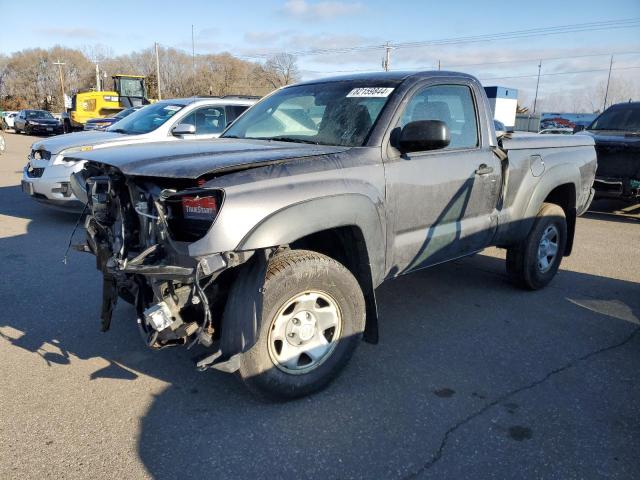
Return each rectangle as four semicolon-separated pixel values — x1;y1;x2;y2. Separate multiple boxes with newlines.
0;131;638;479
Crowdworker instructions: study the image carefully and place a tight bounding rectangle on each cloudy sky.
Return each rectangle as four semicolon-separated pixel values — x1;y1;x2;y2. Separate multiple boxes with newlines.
1;0;639;107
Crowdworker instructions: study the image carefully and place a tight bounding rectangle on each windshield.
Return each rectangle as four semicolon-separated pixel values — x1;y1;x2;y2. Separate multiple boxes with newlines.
113;108;134;119
588;104;640;131
27;110;53;119
106;102;185;135
118;78;145;97
222;81;399;146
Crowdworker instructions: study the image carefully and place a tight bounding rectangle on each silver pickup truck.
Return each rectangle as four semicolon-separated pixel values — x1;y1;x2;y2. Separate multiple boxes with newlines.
70;71;596;399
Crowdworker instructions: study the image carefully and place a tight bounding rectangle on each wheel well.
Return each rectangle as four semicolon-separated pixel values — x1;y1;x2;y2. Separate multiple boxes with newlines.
290;226;379;344
544;183;577;255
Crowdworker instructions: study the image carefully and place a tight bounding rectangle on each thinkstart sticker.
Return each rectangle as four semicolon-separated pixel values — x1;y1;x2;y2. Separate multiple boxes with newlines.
346;87;394;98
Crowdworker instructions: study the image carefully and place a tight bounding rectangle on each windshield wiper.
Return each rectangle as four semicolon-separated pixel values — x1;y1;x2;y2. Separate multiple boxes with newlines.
265;137;322;145
109;128;129;134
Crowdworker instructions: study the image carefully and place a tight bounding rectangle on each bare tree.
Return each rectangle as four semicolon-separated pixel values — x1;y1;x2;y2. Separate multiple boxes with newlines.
262;53;300;89
0;45;292;111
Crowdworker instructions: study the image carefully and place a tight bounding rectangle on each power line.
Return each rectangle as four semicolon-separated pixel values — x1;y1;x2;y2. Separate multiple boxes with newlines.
442;50;640;69
302;50;640;75
478;65;640;81
238;18;640;59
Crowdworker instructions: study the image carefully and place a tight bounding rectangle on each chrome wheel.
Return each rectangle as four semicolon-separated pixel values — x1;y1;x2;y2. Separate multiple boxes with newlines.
267;290;342;375
537;225;559;273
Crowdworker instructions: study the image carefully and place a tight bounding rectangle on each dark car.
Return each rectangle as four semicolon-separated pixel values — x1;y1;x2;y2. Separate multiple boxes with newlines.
14;110;63;135
83;106;142;131
578;102;640;200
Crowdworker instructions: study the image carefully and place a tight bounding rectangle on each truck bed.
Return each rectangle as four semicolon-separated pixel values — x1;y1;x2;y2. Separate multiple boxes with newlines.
501;132;595;150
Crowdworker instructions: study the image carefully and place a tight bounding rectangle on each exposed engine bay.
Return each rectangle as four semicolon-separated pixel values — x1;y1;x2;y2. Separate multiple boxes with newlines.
75;162;258;370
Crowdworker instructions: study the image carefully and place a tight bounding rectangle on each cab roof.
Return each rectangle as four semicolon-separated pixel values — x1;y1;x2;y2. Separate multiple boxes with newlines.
294;70;479;86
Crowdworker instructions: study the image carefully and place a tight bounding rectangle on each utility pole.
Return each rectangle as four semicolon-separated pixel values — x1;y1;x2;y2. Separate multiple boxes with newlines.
52;60;66;109
191;25;196;73
532;60;542;114
382;42;392;71
603;55;613;111
95;63;101;91
438;60;441;71
155;42;162;100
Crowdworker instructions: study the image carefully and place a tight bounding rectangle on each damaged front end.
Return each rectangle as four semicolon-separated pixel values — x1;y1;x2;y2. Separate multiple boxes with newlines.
74;162;261;371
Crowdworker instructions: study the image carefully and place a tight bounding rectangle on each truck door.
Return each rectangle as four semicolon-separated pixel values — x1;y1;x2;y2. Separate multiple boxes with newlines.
384;82;501;276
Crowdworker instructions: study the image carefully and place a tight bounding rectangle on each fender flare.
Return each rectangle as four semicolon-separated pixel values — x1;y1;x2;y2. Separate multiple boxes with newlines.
238;194;385;345
238;194;386;286
518;164;580;251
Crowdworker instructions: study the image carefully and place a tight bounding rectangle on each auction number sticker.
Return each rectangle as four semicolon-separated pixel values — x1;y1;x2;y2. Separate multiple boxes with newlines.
346;87;394;98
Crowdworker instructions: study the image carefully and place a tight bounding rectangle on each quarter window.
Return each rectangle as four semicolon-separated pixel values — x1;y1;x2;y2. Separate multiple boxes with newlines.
398;84;479;150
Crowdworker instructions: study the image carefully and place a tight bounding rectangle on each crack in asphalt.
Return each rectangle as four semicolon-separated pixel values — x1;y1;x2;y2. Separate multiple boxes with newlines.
401;326;640;479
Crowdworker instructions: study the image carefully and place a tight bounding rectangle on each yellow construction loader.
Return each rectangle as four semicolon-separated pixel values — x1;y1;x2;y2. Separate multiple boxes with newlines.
68;75;151;129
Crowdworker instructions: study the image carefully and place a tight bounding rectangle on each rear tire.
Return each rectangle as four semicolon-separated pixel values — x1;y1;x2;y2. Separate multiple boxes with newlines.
506;202;567;290
238;249;365;400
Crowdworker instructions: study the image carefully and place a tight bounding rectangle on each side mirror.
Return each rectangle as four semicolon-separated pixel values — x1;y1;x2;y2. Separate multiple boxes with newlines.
399;120;450;153
172;123;196;136
572;125;585;133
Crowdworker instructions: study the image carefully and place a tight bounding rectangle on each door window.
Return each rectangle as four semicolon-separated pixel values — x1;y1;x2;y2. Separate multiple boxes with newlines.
398;85;479;149
180;106;227;134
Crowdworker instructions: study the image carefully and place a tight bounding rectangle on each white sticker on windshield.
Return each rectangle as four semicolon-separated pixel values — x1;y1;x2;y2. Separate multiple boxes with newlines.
164;105;181;111
346;87;394;98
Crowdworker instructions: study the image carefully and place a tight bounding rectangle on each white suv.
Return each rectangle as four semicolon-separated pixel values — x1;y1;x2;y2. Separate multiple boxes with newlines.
2;111;19;130
21;96;258;209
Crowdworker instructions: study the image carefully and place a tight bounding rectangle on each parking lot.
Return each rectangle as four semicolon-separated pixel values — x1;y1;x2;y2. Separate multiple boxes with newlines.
0;131;638;479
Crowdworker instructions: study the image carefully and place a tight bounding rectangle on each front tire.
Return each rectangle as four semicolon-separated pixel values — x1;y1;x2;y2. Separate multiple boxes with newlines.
238;249;365;400
506;202;567;290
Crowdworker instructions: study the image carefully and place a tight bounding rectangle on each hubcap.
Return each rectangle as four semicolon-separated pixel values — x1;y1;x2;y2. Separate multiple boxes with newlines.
268;291;342;374
537;225;559;273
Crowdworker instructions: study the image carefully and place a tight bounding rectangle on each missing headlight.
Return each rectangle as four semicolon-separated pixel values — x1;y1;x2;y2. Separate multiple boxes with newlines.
163;189;224;242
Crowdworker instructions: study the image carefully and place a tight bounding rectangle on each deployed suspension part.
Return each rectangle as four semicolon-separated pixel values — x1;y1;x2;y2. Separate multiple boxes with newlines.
138;282;202;348
86;176;115;224
100;274;118;332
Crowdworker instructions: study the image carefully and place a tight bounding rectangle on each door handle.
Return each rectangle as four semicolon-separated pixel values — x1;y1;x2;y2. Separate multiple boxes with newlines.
475;164;494;175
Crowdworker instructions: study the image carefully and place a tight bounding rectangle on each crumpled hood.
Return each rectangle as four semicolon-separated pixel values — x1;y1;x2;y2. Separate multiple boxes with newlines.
31;131;129;155
71;138;351;179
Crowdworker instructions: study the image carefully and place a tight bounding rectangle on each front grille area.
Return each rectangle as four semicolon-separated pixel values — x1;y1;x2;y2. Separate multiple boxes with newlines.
31;149;51;161
27;166;45;178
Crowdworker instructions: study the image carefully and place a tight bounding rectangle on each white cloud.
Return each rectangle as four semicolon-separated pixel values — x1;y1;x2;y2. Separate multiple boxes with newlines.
244;30;293;45
38;27;102;38
281;0;364;19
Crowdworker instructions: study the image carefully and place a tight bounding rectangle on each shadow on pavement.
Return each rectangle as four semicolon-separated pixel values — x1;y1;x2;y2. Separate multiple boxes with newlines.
587;198;640;223
1;192;639;477
1;182;639;478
